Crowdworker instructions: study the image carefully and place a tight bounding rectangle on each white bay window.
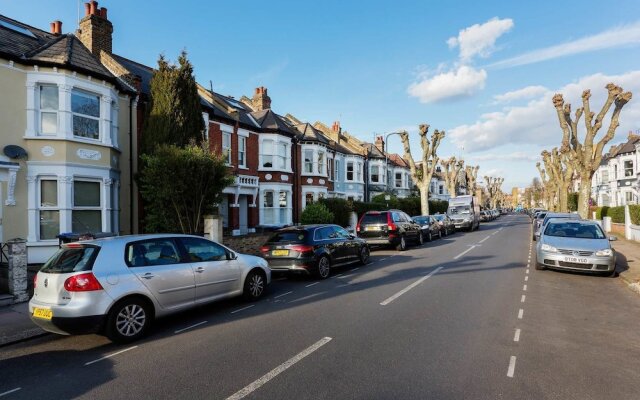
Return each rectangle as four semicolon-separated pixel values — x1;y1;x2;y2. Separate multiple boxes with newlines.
39;85;58;135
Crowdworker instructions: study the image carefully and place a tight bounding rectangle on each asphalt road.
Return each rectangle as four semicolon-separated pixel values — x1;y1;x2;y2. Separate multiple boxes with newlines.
1;214;640;399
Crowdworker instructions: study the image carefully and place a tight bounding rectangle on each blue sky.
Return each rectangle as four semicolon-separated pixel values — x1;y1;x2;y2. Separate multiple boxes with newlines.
4;0;640;190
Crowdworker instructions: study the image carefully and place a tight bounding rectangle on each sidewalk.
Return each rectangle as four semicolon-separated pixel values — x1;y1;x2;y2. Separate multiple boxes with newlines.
0;302;47;347
612;233;640;295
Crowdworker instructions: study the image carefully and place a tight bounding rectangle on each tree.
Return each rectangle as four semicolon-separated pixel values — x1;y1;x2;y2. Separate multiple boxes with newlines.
485;176;504;209
142;51;205;153
400;124;445;215
465;165;479;196
441;156;465;198
536;161;557;211
139;142;233;234
301;203;334;225
541;148;574;212
531;177;544;207
552;83;632;218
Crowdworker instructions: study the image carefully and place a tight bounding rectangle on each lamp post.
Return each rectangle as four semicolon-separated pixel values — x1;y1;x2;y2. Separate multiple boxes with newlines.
383;131;403;196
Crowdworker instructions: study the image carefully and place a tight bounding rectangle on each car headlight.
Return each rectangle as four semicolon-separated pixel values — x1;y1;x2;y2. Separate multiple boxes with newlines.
595;249;613;256
541;244;557;252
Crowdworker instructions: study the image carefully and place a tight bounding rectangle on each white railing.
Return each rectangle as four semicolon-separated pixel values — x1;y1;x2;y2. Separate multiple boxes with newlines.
235;175;259;187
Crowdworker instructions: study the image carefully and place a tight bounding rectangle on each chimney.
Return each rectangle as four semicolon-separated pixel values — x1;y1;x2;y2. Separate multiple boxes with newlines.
50;20;63;36
77;1;113;57
332;121;341;133
374;135;385;153
252;86;271;111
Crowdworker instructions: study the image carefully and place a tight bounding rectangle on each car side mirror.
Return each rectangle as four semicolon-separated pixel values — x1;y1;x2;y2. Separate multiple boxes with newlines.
227;251;238;260
348;234;356;239
609;236;617;242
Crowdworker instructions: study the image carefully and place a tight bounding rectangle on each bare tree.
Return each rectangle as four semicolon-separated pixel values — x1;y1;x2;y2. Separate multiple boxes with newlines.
485;176;504;209
441;156;465;198
465;165;480;196
552;83;632;218
541;148;574;212
536;162;557;211
400;124;445;215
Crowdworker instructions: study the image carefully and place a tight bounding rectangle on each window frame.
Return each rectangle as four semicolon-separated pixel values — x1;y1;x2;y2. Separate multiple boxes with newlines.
304;149;314;174
346;161;354;181
38;177;60;240
222;131;232;165
71;179;103;234
71;88;101;140
125;238;185;268
238;136;246;168
624;160;633;177
38;84;58;136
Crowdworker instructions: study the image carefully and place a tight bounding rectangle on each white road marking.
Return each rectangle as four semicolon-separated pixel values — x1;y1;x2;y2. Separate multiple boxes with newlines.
527;263;530;268
305;282;319;288
514;329;521;342
274;291;293;299
350;267;360;272
492;231;499;236
521;295;526;303
226;337;333;400
379;258;388;262
337;274;354;279
518;309;524;319
174;320;207;334
507;356;517;377
380;267;443;306
290;292;325;303
454;246;476;260
231;305;255;314
275;277;287;281
85;346;138;366
478;236;490;244
523;284;527;291
0;388;21;398
332;274;344;279
525;276;529;282
526;269;529;274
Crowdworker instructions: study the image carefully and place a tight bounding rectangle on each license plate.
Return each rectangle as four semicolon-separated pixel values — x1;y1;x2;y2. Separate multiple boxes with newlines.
564;257;589;264
365;226;379;231
33;307;53;320
272;249;290;256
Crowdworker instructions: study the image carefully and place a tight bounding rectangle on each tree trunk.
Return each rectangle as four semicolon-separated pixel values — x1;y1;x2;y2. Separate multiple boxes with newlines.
577;176;592;219
558;185;569;212
420;185;430;215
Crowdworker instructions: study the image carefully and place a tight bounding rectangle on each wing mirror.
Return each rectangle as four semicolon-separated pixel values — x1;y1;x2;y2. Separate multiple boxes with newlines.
227;251;238;260
609;236;618;242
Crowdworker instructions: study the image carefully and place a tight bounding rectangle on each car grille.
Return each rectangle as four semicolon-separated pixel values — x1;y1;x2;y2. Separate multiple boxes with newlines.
543;259;556;265
557;249;594;256
558;261;593;269
595;265;610;270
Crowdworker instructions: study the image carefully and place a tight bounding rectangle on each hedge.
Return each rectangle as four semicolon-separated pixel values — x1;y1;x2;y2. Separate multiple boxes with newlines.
319;198;352;227
301;203;334;224
594;205;640;224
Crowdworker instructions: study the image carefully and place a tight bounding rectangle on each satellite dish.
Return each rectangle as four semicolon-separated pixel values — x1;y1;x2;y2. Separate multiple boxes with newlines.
3;145;28;159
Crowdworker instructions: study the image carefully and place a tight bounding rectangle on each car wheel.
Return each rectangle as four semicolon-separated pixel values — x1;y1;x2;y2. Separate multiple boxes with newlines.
438;230;442;239
535;262;545;270
427;232;432;242
316;255;331;279
359;246;370;265
396;236;407;251
604;267;617;278
105;297;152;344
417;232;423;245
243;270;267;300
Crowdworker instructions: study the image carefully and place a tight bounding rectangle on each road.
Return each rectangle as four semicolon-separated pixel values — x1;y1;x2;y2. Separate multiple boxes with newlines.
1;214;640;399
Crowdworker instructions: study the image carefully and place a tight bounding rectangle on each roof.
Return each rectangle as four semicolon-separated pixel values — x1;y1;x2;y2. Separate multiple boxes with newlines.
112;54;154;94
251;109;297;136
388;153;410;168
362;143;386;159
0;15;125;89
295;123;330;145
616;137;640;155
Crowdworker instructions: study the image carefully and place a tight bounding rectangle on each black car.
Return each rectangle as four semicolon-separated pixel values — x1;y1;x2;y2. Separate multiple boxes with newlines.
260;224;370;279
412;215;441;241
432;214;455;236
356;210;422;251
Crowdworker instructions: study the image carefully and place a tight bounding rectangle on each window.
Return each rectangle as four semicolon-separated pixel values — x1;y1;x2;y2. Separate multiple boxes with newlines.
305;192;314;205
328;158;333;181
222;132;232;164
335;159;340;181
602;170;609;183
238;136;246;167
614;165;618;180
180;237;227;262
72;181;102;233
371;165;380;183
126;239;180;267
625;160;633;177
315;226;335;241
304;149;313;173
395;172;402;188
318;151;325;175
39;85;58;135
439;185;443;195
72;89;100;139
356;162;362;182
626;191;634;203
39;179;59;240
347;161;354;181
262;190;289;224
262;140;273;168
277;142;287;169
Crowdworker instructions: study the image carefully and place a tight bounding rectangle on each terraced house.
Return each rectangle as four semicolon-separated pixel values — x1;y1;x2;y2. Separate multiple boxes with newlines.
0;4;138;263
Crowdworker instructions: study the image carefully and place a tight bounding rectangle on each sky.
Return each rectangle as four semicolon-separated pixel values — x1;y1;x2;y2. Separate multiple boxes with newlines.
3;0;640;190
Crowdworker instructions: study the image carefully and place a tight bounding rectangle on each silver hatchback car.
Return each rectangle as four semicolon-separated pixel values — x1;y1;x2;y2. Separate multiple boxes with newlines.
536;219;616;276
30;234;270;343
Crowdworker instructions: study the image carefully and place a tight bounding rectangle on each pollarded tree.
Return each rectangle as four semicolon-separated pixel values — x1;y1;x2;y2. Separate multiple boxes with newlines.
465;165;480;196
536;162;557;211
441;157;465;198
400;124;445;215
552;83;632;218
542;148;574;212
485;176;504;209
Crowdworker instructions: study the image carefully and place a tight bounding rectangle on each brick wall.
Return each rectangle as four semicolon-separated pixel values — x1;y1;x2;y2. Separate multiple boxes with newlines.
223;233;271;257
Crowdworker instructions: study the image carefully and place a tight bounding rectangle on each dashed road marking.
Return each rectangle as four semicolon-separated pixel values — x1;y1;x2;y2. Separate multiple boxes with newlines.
350;267;359;272
454;246;476;260
85;346;138;366
231;305;255;314
0;388;21;398
478;236;491;244
521;295;526;303
518;309;524;319
175;321;207;334
507;356;517;378
526;269;530;274
523;284;527;291
525;276;529;282
305;282;319;288
380;267;443;306
274;291;293;299
514;329;521;342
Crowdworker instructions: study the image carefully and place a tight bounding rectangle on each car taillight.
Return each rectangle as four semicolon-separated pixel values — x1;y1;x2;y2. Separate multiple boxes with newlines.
356;223;361;232
64;273;103;292
33;273;37;289
291;245;314;254
387;213;397;231
260;246;270;253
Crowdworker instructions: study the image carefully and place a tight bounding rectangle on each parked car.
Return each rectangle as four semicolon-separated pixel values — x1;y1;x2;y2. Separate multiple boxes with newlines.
432;214;456;236
356;210;422;251
412;215;441;241
536;219;616;276
260;224;370;279
532;211;548;240
534;212;581;241
480;211;490;222
30;234;270;343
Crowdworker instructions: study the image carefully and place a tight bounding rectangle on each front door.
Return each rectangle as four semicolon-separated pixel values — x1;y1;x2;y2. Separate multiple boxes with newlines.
239;195;248;235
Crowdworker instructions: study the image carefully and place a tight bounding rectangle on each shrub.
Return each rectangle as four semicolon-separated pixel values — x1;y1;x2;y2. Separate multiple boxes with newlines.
629;205;640;225
301;203;334;225
319;198;352;227
605;206;625;223
567;192;579;212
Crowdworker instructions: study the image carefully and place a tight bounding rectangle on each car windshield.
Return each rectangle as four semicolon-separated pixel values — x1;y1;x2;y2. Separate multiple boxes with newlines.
413;216;429;224
40;245;99;273
536;212;547;220
361;213;387;224
449;206;470;215
433;215;445;221
543;215;578;226
267;231;308;244
544;222;606;239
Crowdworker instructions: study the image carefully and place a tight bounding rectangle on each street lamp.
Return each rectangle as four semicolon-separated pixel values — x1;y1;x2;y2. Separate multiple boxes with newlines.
383;131;403;195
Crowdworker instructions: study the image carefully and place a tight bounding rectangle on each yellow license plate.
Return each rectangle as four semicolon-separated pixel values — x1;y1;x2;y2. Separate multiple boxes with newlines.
272;249;290;256
365;226;379;231
33;307;53;320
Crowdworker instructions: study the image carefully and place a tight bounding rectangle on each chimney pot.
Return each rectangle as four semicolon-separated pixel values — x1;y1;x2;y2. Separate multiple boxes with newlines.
90;1;98;15
50;22;56;34
50;20;62;35
84;2;91;16
255;87;260;95
100;7;108;19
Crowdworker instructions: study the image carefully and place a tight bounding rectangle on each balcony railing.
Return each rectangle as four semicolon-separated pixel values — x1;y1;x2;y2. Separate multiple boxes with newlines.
235;175;259;187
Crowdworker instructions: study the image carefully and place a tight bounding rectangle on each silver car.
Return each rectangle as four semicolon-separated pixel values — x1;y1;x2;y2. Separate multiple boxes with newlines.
536;219;616;276
534;212;581;241
29;234;271;343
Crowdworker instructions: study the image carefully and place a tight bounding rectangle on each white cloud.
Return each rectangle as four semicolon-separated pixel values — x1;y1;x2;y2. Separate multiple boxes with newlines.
450;70;640;153
469;152;540;162
490;21;640;68
493;85;549;104
407;65;487;103
448;17;514;62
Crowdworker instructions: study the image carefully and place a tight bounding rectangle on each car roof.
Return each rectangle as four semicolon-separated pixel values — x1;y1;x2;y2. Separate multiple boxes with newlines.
67;233;208;247
546;218;597;225
276;224;335;231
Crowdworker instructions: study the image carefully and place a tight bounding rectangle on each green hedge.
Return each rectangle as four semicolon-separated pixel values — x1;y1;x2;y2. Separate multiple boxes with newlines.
595;205;640;224
319;198;352;227
301;203;334;224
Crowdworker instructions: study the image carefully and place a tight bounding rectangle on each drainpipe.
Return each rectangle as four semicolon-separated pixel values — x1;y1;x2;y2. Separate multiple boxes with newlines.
292;136;299;224
129;96;134;234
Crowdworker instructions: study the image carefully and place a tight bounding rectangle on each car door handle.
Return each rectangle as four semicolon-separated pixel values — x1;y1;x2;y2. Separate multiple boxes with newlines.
141;273;154;279
195;267;205;273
